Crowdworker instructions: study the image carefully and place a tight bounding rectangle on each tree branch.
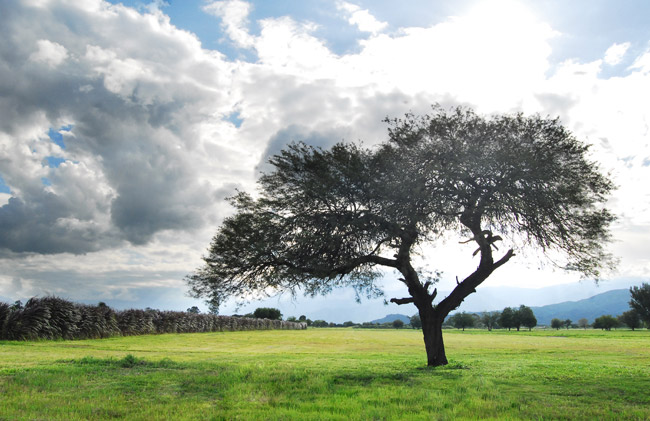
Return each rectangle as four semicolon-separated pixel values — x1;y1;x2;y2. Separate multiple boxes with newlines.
436;248;515;316
390;297;415;305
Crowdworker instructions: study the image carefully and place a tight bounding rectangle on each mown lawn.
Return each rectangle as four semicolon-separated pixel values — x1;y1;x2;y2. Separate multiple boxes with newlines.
0;328;648;420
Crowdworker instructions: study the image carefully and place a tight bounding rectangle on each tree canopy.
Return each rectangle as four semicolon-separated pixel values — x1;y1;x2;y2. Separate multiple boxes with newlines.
187;106;615;366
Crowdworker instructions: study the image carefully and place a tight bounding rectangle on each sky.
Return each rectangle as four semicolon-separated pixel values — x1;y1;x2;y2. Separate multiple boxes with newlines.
1;0;649;322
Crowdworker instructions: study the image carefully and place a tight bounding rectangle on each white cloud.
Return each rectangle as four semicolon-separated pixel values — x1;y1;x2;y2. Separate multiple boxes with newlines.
203;0;255;48
604;42;630;65
337;2;388;35
29;39;68;67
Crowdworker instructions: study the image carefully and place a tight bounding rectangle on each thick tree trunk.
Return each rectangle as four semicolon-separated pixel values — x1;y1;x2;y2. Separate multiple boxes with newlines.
420;309;447;366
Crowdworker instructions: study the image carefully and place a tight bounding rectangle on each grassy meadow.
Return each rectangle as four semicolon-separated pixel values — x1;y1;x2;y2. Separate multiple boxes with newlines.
0;328;648;420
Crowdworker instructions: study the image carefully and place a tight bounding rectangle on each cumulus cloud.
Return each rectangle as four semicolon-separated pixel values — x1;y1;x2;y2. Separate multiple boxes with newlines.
0;0;242;254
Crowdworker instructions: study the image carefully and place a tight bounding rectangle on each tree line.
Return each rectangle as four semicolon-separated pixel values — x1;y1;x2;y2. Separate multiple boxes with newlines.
0;297;306;341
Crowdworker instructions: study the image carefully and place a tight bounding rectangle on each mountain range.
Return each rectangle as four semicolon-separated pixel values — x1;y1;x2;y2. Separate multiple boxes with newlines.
529;289;631;325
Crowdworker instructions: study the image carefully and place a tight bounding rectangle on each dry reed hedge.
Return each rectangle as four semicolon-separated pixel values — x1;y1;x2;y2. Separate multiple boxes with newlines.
0;297;306;341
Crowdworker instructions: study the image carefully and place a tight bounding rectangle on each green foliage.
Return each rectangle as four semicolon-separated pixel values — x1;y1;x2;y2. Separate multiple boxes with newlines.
449;312;475;331
629;283;650;326
578;318;589;329
618;310;641;330
392;319;404;329
500;307;516;330
253;307;282;320
518;305;537;331
551;318;563;330
593;315;620;331
187;306;201;314
409;314;422;329
312;320;328;327
481;311;500;331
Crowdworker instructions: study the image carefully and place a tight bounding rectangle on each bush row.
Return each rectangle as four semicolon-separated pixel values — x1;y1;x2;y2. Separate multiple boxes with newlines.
0;297;306;341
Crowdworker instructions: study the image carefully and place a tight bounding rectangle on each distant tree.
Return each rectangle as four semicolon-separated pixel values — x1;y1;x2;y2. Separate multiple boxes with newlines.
450;312;475;331
253;307;282;320
343;321;356;327
298;315;313;326
593;315;619;331
500;307;516;331
629;283;650;328
551;318;563;330
564;319;572;329
481;311;500;331
312;320;328;327
410;314;422;329
518;305;537;331
393;319;405;329
578;318;589;329
286;316;297;322
618;310;641;330
186;306;200;314
186;107;616;366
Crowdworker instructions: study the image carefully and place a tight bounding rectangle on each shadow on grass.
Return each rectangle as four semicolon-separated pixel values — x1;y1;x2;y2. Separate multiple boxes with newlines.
59;354;183;369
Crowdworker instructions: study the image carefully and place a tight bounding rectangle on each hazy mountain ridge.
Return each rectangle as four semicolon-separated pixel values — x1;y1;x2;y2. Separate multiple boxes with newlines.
370;314;412;324
529;289;631;325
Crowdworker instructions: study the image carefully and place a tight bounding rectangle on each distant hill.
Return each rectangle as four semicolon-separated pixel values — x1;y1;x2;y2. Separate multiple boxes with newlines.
370;314;411;324
530;289;632;326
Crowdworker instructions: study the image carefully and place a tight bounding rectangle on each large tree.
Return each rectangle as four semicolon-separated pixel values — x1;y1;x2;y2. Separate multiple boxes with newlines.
187;106;615;366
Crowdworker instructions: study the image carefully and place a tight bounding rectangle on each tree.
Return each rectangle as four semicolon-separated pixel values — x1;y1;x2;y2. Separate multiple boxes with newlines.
253;307;282;320
449;312;475;331
629;283;650;328
618;310;641;330
312;320;328;327
186;106;615;366
393;319;405;329
298;315;313;326
551;318;563;330
564;319;572;329
410;314;422;329
500;307;516;331
186;306;200;314
481;311;500;331
518;305;537;331
578;318;589;329
593;315;619;331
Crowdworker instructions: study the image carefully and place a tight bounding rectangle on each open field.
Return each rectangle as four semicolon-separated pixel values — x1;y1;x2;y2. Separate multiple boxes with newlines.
1;329;649;420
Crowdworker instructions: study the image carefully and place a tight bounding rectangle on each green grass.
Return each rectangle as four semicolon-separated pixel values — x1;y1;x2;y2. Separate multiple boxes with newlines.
0;329;648;420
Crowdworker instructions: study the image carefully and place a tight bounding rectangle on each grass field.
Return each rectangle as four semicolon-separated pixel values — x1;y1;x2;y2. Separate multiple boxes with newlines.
1;328;648;420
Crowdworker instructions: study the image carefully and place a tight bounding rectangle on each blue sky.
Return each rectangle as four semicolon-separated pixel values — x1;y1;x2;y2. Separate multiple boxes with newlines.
1;0;649;321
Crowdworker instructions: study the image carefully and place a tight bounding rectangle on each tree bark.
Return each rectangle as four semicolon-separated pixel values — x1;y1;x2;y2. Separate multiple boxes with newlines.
420;308;447;366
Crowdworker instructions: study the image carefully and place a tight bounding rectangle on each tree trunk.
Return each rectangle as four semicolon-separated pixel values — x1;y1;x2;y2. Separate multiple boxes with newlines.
420;309;447;366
